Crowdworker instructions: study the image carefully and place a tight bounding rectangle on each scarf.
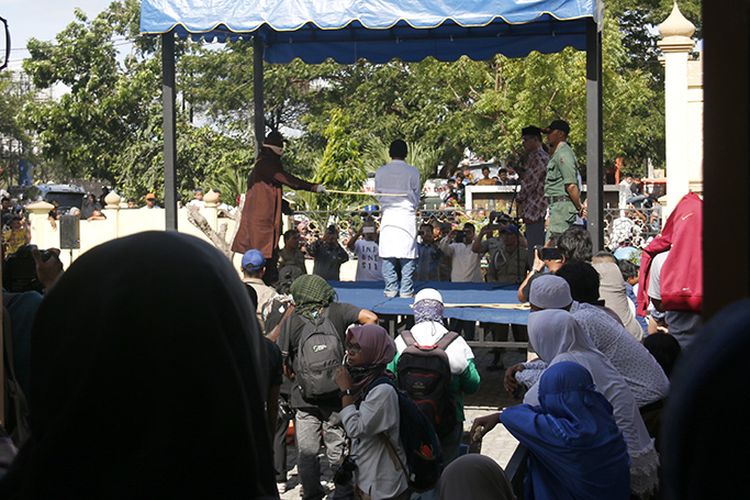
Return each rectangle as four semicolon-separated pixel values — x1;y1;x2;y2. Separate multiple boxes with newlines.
290;274;335;319
346;324;396;401
0;231;277;499
438;454;515;500
414;298;444;324
501;361;630;500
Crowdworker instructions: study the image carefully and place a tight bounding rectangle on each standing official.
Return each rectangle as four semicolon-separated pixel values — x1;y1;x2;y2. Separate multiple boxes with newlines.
375;140;420;298
232;131;326;284
542;120;584;240
516;125;550;266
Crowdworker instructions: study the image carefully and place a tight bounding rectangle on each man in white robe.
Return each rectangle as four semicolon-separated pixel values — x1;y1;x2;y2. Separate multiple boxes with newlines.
375;140;420;298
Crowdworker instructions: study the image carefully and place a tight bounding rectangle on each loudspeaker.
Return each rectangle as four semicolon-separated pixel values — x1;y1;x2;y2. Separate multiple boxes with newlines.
59;215;80;249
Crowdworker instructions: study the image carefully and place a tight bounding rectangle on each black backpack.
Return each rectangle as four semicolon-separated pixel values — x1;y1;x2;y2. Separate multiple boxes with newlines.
396;330;458;437
292;310;344;400
367;377;443;492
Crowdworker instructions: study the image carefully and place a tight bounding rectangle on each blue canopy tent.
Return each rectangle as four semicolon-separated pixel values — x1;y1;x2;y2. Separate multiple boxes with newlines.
140;0;605;247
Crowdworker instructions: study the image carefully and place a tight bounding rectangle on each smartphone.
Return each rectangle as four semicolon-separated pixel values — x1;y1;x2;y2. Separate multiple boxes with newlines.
540;247;563;261
453;230;465;243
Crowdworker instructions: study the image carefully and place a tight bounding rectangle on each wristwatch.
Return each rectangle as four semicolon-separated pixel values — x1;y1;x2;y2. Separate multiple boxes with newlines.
341;388;354;397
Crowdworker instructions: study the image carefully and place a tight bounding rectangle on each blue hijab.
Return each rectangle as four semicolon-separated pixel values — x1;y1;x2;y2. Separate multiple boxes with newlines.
500;361;630;500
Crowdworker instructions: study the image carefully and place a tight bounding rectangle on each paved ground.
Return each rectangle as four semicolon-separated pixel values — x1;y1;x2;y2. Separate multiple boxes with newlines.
278;347;524;499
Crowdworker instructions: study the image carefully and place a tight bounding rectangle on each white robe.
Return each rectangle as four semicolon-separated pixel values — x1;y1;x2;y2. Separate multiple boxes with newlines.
375;160;420;259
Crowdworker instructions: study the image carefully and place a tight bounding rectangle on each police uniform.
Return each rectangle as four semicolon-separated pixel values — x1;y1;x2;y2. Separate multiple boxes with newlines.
544;141;580;237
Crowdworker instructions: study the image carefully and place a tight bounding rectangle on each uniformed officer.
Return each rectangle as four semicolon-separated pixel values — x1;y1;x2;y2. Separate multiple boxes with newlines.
542;119;584;240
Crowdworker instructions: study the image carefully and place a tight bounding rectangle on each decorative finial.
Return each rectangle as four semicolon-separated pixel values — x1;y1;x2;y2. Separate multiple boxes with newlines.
658;2;696;39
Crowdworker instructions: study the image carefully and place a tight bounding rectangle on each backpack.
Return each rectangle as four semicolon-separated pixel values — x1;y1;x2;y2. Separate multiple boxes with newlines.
396;330;458;437
367;377;443;492
292;310;344;400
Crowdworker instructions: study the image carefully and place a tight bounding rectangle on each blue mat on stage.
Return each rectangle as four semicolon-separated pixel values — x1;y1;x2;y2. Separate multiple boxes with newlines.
331;281;529;325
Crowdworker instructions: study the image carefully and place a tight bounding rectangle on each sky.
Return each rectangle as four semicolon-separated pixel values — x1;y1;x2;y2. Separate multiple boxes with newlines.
1;0;112;70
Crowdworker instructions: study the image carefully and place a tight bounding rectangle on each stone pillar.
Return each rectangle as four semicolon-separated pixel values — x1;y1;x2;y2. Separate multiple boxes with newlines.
26;201;57;249
203;189;220;231
658;2;696;216
103;191;122;239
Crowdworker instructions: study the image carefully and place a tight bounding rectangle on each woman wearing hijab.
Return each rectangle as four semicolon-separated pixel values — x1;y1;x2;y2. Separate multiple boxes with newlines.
438;454;515;500
504;362;629;500
0;231;277;499
232;130;326;284
335;324;409;500
473;310;658;498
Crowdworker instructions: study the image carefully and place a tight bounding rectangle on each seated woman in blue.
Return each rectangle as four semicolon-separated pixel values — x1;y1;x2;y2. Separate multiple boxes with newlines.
475;361;630;500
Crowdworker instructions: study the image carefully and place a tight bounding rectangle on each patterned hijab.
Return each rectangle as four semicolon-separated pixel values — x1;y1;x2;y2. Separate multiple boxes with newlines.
290;274;335;319
414;299;444;324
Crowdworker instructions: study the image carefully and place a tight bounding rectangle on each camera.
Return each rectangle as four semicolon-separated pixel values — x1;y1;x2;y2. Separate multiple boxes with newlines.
3;245;52;293
453;230;465;243
490;211;512;225
535;245;563;261
333;455;358;485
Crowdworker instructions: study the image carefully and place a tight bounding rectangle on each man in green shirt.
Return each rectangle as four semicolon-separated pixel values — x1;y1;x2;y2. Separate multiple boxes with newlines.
542;119;584;239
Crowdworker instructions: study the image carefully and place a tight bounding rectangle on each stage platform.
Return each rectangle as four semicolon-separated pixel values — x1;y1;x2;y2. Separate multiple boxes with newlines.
331;281;529;326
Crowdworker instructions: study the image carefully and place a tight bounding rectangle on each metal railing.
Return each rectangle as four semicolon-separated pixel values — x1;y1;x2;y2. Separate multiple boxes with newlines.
289;206;661;251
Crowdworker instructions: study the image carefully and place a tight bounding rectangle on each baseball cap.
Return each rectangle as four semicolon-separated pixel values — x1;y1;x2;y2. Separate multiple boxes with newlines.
241;249;266;272
529;275;573;309
501;224;520;235
542;119;571;135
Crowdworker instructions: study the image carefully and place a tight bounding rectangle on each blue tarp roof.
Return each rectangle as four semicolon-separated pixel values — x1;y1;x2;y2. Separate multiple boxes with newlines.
140;0;603;63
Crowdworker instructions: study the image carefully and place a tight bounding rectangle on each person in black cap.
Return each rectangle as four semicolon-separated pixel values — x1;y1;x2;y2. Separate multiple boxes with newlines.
516;125;550;266
542;119;584;240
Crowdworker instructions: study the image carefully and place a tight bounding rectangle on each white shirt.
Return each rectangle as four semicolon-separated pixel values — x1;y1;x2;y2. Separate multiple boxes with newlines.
187;199;205;209
340;384;408;499
438;239;482;283
375;160;420;259
396;321;475;375
353;239;383;281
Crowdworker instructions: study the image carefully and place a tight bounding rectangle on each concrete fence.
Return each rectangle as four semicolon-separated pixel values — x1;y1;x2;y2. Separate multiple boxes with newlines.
27;190;239;270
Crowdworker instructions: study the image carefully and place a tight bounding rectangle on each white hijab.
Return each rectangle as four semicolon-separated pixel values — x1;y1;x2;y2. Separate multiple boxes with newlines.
523;310;659;496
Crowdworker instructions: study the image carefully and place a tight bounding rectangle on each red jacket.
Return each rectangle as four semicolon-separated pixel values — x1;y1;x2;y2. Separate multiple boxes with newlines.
637;192;703;316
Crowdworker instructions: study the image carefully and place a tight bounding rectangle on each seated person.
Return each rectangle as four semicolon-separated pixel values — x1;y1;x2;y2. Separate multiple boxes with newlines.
473;362;630;500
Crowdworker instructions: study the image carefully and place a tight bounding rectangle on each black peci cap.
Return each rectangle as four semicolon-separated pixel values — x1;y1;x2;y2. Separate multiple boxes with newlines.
541;119;571;135
521;126;542;138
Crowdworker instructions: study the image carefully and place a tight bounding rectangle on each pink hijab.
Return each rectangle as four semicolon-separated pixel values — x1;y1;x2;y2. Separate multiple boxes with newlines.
346;325;396;399
346;324;396;366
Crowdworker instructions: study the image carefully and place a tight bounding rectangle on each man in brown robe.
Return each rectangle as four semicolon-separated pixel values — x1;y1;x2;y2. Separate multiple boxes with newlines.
232;131;325;284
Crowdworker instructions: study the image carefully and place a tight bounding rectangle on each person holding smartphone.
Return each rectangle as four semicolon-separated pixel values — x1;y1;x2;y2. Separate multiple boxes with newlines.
517;239;564;302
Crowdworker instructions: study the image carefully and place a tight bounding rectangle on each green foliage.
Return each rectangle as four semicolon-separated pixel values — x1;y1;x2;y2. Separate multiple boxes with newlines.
11;0;700;199
312;108;365;211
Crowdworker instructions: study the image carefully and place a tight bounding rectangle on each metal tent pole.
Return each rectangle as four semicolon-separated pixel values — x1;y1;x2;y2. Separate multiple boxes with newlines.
253;36;265;159
586;21;603;250
162;32;178;231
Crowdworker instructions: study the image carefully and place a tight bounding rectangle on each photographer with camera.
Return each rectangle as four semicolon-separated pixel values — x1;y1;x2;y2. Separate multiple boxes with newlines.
439;222;482;340
438;222;482;284
2;244;64;445
516;239;564;303
415;223;443;281
472;213;528;284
